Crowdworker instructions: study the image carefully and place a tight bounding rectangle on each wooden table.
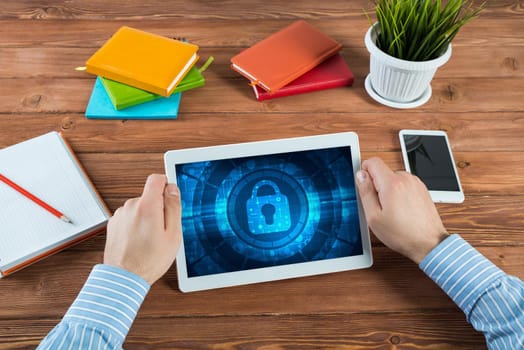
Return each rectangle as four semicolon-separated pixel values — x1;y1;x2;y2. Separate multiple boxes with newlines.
1;1;523;348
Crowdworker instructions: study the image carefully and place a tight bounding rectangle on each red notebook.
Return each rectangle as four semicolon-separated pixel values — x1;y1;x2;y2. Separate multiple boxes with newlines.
252;54;354;101
231;20;342;93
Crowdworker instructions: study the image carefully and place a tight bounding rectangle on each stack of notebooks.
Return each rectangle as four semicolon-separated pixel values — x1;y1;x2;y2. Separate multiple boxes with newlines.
84;26;212;119
230;20;354;101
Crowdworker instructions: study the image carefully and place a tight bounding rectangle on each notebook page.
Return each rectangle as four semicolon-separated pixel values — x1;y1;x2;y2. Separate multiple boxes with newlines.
0;132;109;268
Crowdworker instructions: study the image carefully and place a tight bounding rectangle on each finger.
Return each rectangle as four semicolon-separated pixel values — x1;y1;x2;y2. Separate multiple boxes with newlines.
163;183;182;246
164;183;181;229
123;197;139;210
111;206;123;218
356;170;382;222
362;157;395;193
140;174;167;210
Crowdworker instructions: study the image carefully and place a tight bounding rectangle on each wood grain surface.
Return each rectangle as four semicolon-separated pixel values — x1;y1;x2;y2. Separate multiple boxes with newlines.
0;1;522;349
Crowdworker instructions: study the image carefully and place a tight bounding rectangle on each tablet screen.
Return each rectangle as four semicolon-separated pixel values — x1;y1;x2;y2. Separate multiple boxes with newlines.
175;146;363;278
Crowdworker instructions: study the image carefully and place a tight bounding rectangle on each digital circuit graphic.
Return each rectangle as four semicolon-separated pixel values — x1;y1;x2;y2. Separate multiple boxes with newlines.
175;146;363;277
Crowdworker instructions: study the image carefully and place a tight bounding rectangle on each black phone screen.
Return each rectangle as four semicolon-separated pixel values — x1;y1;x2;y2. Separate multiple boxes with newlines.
403;134;460;191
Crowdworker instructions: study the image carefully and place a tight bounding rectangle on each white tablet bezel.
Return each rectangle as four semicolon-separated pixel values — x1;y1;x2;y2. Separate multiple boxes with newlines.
399;129;465;203
164;132;372;292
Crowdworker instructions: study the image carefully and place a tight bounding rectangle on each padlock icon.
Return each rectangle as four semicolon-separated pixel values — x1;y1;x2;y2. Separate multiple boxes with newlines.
246;180;292;235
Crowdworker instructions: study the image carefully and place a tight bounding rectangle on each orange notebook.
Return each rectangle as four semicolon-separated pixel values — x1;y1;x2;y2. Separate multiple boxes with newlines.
230;20;342;93
86;26;199;97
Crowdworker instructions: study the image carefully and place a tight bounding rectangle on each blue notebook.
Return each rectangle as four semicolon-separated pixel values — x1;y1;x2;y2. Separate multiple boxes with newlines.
85;77;181;119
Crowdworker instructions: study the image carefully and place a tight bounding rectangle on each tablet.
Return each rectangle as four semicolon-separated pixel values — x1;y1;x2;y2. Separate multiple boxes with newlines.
164;132;372;292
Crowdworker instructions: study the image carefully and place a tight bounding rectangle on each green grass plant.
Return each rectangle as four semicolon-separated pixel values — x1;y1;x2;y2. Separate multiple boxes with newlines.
369;0;484;61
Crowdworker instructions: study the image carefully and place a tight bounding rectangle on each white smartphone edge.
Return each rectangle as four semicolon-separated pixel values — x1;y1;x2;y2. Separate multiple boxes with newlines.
398;129;465;204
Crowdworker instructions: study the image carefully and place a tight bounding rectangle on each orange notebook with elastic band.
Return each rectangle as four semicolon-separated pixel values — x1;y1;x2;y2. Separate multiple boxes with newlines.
86;26;199;97
230;20;342;93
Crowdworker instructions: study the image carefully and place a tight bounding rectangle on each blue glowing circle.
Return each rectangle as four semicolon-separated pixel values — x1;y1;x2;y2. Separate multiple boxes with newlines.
226;169;309;251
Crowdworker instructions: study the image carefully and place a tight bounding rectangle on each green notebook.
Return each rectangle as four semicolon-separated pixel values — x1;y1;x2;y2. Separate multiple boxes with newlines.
100;56;213;110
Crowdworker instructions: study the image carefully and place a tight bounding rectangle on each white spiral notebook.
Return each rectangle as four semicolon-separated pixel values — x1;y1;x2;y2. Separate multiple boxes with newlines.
0;132;111;277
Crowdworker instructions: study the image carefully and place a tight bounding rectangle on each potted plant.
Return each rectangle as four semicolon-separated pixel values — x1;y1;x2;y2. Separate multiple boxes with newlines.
364;0;484;108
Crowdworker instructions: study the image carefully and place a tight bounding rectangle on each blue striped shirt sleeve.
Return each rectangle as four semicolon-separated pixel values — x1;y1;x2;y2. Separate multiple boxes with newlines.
37;264;150;350
420;234;524;350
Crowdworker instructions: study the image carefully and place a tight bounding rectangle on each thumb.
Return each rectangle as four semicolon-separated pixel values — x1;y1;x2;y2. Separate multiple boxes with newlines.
356;170;382;221
163;183;183;240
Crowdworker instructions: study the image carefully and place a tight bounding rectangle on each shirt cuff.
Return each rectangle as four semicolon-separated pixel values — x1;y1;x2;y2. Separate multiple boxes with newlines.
63;264;150;344
419;234;505;316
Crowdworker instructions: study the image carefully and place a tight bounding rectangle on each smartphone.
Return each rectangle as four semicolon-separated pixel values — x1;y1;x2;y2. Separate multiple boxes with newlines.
399;130;464;203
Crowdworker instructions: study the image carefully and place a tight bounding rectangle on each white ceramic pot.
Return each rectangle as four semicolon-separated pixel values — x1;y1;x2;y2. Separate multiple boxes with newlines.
364;23;452;108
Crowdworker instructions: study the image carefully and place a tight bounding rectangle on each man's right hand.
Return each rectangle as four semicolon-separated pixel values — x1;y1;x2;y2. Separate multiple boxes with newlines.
356;157;449;264
104;174;182;285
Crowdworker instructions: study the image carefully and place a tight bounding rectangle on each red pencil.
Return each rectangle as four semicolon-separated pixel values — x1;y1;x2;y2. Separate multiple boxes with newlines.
0;173;73;224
